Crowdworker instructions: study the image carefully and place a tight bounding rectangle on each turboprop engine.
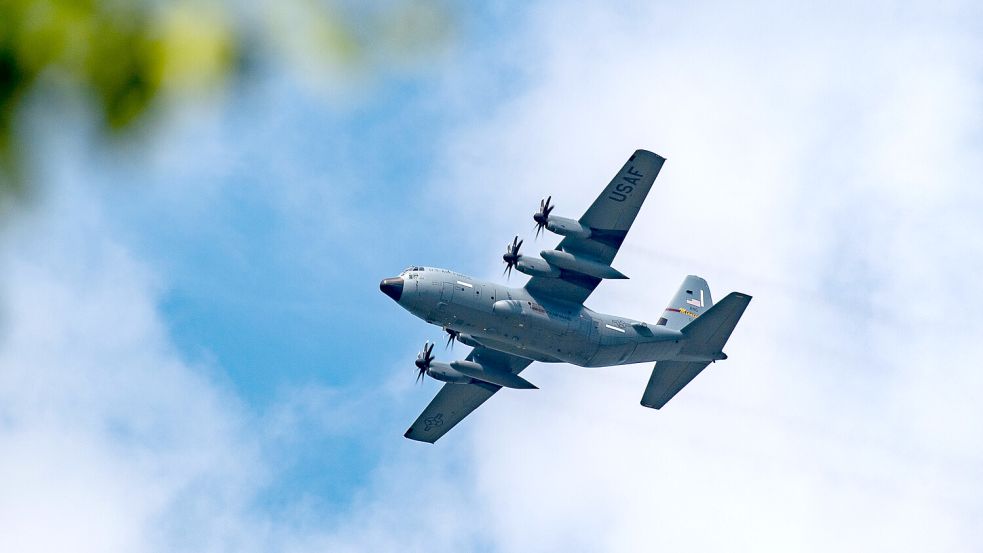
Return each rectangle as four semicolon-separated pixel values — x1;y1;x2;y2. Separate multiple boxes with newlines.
443;327;483;349
501;235;560;279
533;196;591;239
414;342;469;384
413;342;537;389
501;232;627;281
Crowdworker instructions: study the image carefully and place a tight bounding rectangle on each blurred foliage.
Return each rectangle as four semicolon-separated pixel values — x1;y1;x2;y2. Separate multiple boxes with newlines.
0;0;453;212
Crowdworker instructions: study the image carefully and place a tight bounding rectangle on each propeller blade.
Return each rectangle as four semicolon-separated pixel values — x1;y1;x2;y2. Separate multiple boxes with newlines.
502;235;522;279
444;327;459;349
534;196;554;239
414;341;435;384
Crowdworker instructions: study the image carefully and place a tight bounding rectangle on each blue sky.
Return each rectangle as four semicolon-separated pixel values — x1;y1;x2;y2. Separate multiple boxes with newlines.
2;1;983;552
59;0;546;519
90;9;511;506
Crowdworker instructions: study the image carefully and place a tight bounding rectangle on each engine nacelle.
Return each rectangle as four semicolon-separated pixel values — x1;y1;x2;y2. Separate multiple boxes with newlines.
450;360;538;389
516;256;561;278
540;249;628;279
426;361;471;384
455;333;483;348
545;216;591;239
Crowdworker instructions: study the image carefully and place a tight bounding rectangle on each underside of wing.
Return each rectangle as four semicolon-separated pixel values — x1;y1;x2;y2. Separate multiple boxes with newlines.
559;149;665;265
404;347;534;443
404;380;501;443
525;270;602;306
525;149;665;306
467;346;535;374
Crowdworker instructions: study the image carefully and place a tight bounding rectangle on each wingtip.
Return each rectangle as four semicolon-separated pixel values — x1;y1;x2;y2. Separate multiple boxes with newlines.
633;148;666;162
403;428;437;444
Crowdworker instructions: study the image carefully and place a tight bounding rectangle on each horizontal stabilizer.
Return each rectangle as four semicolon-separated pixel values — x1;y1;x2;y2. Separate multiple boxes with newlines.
640;360;710;409
450;361;538;389
680;292;751;355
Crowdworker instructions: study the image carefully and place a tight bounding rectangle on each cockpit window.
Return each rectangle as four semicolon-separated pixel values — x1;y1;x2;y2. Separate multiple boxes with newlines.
401;266;425;275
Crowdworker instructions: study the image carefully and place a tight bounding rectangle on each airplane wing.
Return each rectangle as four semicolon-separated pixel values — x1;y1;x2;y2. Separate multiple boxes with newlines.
525;149;665;305
404;347;534;443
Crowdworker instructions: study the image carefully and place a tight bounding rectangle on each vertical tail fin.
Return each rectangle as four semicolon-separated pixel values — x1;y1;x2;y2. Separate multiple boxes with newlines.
657;275;712;331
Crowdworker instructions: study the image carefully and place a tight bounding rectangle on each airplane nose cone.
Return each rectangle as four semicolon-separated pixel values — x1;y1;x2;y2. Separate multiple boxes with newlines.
380;277;404;302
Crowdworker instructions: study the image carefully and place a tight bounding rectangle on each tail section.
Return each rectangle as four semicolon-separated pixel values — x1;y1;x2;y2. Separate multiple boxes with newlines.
657;275;713;330
641;288;751;410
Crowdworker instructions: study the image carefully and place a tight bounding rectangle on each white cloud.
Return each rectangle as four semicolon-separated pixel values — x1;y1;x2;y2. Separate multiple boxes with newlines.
426;1;983;551
0;182;490;553
0;186;267;553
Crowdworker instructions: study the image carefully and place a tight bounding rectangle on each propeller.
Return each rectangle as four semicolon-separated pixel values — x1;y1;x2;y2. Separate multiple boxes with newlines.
444;327;459;349
533;195;555;238
414;341;435;383
502;235;523;279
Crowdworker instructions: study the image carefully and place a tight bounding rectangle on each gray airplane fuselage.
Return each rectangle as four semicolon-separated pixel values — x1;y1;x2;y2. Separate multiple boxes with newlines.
384;150;752;443
382;267;686;368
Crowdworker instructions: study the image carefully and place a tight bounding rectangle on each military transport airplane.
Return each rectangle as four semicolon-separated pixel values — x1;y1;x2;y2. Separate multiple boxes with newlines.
380;149;750;443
